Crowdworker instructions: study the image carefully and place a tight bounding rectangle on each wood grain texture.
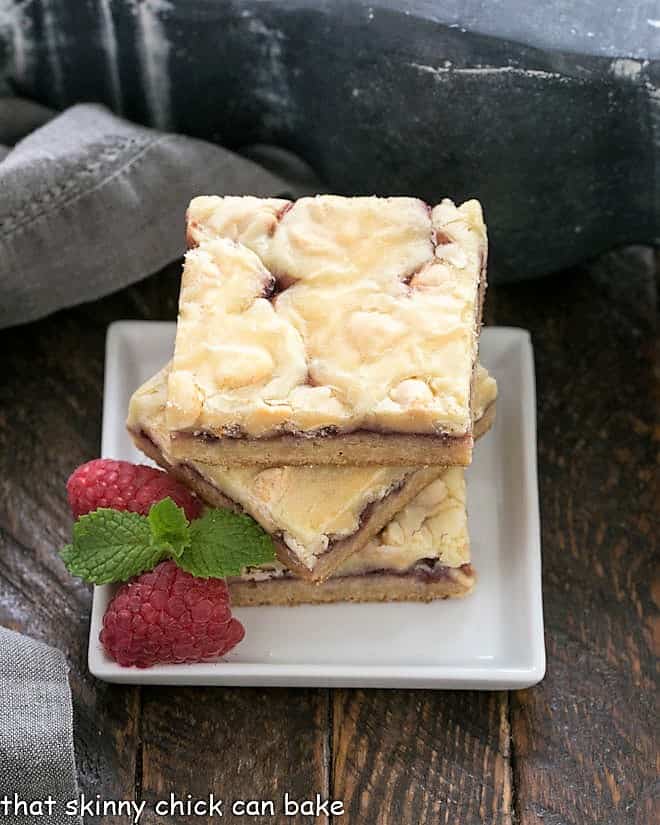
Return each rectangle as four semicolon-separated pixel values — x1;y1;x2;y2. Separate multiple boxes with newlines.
0;309;139;821
0;248;657;825
0;261;181;821
139;687;330;824
332;689;513;824
492;246;659;825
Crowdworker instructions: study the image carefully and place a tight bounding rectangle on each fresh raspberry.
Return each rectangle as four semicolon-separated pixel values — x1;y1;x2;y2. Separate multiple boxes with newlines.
67;459;202;521
100;561;245;667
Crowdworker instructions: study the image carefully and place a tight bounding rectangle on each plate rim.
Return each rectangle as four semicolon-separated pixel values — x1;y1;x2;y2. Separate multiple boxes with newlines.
89;321;545;689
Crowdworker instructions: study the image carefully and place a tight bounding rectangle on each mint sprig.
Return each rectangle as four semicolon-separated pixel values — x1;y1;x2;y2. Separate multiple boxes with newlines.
61;509;165;585
61;498;276;585
148;498;190;558
178;509;276;578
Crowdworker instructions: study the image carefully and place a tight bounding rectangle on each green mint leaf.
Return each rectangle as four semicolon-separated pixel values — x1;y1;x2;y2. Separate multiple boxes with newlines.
148;497;190;559
177;508;276;578
60;509;165;585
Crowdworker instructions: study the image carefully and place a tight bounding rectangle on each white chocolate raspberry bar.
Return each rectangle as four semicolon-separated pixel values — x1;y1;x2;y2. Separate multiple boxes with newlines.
228;467;474;605
167;194;487;466
127;364;496;582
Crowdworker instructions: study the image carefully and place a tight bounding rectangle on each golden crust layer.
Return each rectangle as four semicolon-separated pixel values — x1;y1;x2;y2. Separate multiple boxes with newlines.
228;565;476;606
170;428;474;467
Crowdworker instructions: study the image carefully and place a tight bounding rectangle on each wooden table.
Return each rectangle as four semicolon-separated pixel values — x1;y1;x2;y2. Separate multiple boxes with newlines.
0;247;656;825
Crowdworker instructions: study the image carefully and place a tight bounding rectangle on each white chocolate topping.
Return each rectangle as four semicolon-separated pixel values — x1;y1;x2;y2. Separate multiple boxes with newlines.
186;195;290;259
472;363;498;420
235;469;468;580
168;195;487;438
336;467;468;575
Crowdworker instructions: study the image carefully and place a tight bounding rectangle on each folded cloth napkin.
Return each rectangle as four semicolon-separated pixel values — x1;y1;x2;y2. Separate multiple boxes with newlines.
0;627;82;825
0;98;318;329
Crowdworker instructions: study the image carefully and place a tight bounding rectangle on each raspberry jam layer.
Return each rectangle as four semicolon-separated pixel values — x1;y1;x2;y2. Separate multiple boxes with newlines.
234;561;474;584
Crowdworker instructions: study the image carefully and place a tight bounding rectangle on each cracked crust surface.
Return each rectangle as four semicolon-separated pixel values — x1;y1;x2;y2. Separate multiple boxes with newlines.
167;195;487;465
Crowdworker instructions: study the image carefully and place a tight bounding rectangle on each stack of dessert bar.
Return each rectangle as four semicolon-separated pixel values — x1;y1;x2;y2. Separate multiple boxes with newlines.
127;195;496;606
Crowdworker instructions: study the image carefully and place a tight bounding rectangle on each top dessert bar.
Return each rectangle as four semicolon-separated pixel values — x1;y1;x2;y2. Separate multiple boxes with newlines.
167;195;488;466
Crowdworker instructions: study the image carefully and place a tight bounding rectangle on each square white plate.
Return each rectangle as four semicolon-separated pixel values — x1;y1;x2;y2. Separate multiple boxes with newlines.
89;322;545;688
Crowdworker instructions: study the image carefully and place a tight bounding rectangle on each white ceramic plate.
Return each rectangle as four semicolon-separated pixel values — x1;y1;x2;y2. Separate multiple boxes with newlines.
89;322;545;688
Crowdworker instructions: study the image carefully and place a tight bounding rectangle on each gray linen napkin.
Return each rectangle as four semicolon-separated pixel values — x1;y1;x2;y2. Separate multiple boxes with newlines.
0;98;319;814
0;98;316;329
0;627;82;825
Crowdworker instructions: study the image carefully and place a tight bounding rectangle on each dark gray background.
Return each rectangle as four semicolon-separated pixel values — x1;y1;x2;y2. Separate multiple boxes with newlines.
1;0;658;281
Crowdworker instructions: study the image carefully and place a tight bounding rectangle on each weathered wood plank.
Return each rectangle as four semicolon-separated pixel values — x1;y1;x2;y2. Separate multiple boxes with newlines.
138;686;330;824
0;263;182;818
332;689;513;824
0;301;151;821
492;247;658;825
1;246;657;825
